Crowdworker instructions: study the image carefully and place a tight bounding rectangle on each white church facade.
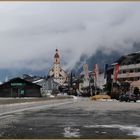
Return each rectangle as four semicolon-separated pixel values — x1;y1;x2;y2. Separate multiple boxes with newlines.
49;49;68;85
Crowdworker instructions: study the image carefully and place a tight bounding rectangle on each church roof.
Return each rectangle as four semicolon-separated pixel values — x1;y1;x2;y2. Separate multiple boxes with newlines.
54;49;59;58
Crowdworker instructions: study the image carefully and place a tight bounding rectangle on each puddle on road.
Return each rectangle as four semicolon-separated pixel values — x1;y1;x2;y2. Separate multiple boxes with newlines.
84;124;140;137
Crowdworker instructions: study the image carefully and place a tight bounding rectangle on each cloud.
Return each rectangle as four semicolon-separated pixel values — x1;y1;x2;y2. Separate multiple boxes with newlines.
0;2;140;72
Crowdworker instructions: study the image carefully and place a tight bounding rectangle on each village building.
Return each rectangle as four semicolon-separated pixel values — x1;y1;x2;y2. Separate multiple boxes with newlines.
116;52;140;83
49;49;68;85
21;74;59;96
74;68;94;97
106;51;140;98
33;77;59;96
0;77;41;97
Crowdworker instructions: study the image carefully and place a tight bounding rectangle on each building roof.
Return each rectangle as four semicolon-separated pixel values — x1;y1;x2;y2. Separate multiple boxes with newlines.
80;70;92;75
33;79;45;83
21;74;45;83
116;51;140;65
0;77;41;88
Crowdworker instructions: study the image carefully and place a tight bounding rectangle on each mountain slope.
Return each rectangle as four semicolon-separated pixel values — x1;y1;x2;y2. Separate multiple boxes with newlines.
73;43;140;74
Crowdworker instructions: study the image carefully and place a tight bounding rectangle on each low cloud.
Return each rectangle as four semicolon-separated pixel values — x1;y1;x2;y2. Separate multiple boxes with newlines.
0;2;140;72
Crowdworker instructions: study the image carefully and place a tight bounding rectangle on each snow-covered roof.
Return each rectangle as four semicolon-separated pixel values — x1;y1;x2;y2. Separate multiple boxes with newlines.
33;79;45;83
80;70;92;75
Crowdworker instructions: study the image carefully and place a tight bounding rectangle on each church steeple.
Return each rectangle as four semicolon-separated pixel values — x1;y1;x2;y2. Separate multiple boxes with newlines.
49;49;68;85
54;49;60;64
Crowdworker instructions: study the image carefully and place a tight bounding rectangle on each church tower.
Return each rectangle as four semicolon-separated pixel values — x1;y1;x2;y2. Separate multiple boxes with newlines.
49;49;68;85
54;49;60;78
54;49;60;64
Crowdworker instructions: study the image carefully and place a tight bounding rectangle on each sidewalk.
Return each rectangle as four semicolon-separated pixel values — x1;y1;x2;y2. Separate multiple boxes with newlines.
0;96;72;105
0;98;74;117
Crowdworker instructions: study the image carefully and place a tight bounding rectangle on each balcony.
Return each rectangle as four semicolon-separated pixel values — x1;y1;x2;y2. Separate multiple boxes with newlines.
120;63;140;70
111;72;140;79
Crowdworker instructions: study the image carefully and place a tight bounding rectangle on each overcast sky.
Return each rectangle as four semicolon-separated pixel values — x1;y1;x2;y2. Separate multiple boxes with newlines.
0;2;140;71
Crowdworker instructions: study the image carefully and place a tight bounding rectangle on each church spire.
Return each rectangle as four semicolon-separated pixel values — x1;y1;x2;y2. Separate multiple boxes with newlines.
54;49;60;64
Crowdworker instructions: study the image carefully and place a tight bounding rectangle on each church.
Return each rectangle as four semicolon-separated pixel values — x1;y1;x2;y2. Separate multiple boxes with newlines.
49;49;68;85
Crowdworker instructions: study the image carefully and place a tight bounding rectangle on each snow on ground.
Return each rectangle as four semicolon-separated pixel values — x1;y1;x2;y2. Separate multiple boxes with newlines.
63;126;80;138
84;124;140;137
98;99;118;102
136;100;140;103
72;96;78;100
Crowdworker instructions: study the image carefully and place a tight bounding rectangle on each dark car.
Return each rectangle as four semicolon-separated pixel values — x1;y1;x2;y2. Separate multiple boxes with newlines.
119;93;127;102
127;93;137;102
119;93;137;102
135;94;140;100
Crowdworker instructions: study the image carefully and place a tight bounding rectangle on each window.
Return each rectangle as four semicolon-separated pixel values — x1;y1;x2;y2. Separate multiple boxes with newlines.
130;77;134;81
123;70;126;73
130;69;134;73
127;61;132;65
135;77;140;81
119;70;123;74
136;68;140;72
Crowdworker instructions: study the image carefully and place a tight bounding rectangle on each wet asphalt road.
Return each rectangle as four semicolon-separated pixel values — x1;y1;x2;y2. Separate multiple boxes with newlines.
0;97;140;139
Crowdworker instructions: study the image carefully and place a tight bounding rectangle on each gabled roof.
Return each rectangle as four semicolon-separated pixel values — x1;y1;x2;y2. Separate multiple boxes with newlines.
116;51;140;65
33;79;45;83
0;77;41;88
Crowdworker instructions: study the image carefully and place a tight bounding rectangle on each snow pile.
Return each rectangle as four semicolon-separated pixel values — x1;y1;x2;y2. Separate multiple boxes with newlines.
136;100;140;103
84;124;140;137
63;126;80;138
73;96;78;100
49;95;55;98
98;99;118;102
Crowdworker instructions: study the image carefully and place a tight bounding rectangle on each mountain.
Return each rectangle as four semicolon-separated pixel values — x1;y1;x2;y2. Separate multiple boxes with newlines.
0;43;140;82
73;50;121;74
0;68;47;82
73;43;140;74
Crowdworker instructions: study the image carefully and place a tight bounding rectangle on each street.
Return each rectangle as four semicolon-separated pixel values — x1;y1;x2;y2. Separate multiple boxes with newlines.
0;97;140;139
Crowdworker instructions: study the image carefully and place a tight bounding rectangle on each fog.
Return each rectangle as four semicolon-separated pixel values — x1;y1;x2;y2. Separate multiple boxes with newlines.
0;2;140;71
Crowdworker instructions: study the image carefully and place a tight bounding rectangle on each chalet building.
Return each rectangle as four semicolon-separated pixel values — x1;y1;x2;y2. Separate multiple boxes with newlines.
33;77;59;95
115;52;140;83
21;74;59;96
49;49;68;85
0;77;41;97
106;51;140;97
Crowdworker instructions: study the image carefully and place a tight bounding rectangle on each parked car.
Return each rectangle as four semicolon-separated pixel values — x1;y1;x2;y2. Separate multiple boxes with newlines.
135;94;140;100
128;93;137;102
119;93;127;102
119;93;137;102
